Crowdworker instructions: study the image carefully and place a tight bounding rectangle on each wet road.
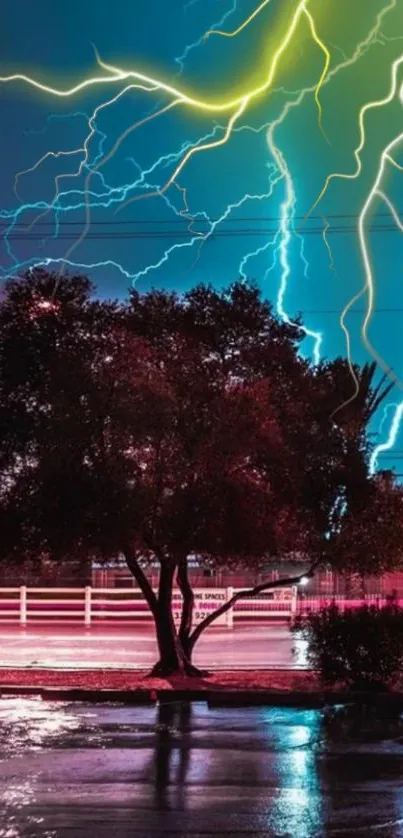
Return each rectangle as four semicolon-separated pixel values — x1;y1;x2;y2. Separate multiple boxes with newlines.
0;624;306;669
1;698;403;837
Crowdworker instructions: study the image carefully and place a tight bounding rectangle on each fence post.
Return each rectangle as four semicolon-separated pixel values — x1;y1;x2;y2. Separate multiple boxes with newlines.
226;586;233;628
290;585;297;618
84;586;92;627
20;586;27;626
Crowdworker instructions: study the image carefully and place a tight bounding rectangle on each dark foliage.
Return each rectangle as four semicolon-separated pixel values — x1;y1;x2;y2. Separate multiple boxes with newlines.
294;604;403;689
1;270;403;674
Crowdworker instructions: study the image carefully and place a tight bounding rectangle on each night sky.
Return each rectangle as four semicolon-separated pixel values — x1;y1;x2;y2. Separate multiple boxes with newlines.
1;0;403;471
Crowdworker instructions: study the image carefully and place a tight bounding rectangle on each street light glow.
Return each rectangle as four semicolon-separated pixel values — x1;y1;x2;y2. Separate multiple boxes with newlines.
299;576;310;587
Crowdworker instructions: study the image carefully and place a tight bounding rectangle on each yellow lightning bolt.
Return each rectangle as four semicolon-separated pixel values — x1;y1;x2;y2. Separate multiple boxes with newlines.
251;0;397;416
206;0;330;141
308;51;403;219
259;0;398;235
204;0;273;40
117;2;330;214
0;1;309;113
303;5;331;142
1;0;331;251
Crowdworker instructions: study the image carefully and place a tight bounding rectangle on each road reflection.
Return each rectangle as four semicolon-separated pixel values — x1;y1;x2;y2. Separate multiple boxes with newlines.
0;699;403;836
0;697;80;838
153;702;191;811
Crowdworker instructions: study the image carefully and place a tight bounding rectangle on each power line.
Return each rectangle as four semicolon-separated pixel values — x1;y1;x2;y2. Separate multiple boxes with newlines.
1;225;403;241
0;210;402;227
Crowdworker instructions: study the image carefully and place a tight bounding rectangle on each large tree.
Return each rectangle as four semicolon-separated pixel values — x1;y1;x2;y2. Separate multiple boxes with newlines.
1;270;403;675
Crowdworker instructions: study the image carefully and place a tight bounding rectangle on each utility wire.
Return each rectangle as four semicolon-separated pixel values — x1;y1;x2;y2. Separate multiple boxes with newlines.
1;210;402;227
1;225;403;240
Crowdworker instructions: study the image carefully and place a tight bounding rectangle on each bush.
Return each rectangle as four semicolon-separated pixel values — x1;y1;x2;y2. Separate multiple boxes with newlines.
293;604;403;690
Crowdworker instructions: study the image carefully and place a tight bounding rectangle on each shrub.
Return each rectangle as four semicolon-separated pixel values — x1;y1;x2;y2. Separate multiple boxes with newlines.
293;603;403;690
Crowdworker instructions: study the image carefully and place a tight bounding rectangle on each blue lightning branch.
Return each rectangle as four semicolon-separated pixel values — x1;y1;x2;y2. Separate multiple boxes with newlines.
370;402;403;475
175;0;238;75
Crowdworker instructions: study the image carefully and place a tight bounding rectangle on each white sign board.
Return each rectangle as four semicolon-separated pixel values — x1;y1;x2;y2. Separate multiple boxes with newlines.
172;588;229;627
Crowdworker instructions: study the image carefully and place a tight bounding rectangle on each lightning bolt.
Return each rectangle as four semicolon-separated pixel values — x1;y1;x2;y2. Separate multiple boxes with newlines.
204;0;273;40
308;50;403;219
370;401;403;475
131;181;282;284
302;4;331;142
1;0;328;230
358;130;403;385
0;0;334;299
329;124;403;418
0;1;310;111
299;3;401;407
247;1;397;367
266;116;323;364
1;0;400;398
176;0;237;74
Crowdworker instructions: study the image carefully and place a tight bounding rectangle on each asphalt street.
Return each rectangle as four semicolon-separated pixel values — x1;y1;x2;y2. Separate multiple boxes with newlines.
0;624;308;669
1;698;403;837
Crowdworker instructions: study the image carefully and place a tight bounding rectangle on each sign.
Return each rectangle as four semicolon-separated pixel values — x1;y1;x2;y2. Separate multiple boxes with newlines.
267;586;296;601
171;588;229;627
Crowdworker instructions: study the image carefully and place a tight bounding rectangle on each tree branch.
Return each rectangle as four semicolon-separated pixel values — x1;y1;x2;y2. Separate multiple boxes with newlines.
123;544;158;617
188;560;320;651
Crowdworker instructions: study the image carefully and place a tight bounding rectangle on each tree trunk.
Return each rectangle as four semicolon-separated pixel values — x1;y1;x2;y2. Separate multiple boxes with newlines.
151;562;182;676
176;559;195;659
123;547;205;677
151;562;204;677
175;559;207;675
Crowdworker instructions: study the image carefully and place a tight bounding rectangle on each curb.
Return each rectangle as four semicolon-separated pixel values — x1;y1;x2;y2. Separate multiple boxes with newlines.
2;684;403;708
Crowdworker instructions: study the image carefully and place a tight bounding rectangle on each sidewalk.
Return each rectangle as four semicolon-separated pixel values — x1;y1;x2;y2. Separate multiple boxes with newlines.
0;667;316;692
2;668;403;709
0;667;322;706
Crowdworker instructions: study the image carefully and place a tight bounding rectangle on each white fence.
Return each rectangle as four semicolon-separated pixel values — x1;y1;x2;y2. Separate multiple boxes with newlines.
0;586;297;626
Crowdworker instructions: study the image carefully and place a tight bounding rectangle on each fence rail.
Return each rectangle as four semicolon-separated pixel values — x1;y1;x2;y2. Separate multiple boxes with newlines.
0;586;298;626
0;587;397;626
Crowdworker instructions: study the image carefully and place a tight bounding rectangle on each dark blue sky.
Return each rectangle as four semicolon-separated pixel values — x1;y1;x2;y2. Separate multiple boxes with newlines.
1;0;403;471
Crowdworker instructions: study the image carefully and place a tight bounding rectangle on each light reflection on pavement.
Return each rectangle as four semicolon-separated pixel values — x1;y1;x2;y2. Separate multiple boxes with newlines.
0;698;403;837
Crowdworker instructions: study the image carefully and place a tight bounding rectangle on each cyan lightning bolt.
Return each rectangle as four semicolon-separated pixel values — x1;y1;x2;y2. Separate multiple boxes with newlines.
205;0;329;365
251;0;396;366
175;0;237;75
264;14;331;368
24;111;91;137
370;401;403;475
238;160;283;281
266;116;323;365
132;183;284;284
264;0;399;375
